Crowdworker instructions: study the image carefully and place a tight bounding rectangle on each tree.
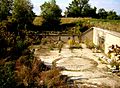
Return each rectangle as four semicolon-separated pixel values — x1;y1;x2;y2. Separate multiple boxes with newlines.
40;0;62;31
98;8;108;19
66;0;89;17
12;0;35;29
0;0;13;21
82;5;97;18
107;10;118;20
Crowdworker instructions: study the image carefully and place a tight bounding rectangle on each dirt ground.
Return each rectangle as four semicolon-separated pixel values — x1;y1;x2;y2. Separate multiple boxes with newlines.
34;44;120;88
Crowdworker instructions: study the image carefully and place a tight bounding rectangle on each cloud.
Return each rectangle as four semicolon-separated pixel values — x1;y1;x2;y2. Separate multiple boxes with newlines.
31;0;50;15
31;0;120;15
32;2;40;15
31;0;72;15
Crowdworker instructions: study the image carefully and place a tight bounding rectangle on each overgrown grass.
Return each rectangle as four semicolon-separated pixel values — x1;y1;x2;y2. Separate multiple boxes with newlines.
33;17;120;32
61;17;82;24
61;17;120;32
89;18;120;32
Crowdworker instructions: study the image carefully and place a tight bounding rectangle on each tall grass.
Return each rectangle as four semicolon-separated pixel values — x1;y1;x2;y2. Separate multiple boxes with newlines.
33;17;120;32
90;19;120;32
61;17;120;32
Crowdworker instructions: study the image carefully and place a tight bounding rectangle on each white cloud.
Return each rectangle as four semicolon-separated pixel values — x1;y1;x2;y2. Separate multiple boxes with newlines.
31;0;50;15
31;0;120;15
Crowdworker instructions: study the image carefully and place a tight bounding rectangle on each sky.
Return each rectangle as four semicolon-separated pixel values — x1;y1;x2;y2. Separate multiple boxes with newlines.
31;0;120;15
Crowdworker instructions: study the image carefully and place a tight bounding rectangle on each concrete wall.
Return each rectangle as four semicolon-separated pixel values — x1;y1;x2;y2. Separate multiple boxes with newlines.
45;35;79;43
81;29;93;43
93;27;105;46
105;33;120;54
93;28;99;45
93;27;120;54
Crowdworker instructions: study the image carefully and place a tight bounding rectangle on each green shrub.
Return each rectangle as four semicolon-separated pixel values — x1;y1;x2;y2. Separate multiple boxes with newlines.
0;61;16;88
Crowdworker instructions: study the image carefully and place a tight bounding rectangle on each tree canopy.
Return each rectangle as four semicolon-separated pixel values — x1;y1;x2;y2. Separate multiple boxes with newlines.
0;0;13;21
97;9;119;20
65;0;119;19
65;0;97;17
12;0;35;29
107;10;118;20
40;0;62;31
97;8;108;19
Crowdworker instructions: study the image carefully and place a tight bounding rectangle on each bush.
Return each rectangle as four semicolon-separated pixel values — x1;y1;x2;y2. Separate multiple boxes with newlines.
15;56;49;87
0;61;16;88
68;38;75;48
40;69;69;88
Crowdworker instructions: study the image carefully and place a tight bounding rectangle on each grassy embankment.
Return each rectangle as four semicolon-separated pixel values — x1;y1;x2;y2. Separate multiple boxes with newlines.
33;17;120;32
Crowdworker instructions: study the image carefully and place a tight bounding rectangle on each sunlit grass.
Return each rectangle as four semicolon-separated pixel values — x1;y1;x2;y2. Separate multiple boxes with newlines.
33;16;43;26
90;19;120;32
60;17;82;24
33;16;120;32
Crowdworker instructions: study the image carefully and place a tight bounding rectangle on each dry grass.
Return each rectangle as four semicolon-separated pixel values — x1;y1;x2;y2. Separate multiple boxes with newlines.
61;17;82;24
33;16;43;26
33;17;120;32
89;19;120;32
40;69;70;88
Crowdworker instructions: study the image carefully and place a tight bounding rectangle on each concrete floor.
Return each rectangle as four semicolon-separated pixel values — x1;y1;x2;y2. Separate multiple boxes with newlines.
35;44;120;88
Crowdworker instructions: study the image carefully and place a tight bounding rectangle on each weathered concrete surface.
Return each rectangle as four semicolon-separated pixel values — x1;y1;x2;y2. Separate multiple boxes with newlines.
93;27;120;54
36;44;120;88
